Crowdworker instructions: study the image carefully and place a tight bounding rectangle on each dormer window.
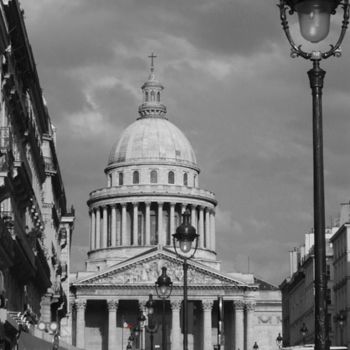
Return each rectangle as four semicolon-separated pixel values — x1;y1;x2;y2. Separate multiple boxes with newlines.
133;170;140;184
150;170;157;183
118;172;124;186
168;171;175;184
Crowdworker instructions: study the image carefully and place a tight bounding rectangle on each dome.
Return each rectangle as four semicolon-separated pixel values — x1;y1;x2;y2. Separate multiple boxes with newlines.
108;117;197;166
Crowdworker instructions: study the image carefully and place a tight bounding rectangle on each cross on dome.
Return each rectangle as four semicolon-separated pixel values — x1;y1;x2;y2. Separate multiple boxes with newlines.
148;52;157;72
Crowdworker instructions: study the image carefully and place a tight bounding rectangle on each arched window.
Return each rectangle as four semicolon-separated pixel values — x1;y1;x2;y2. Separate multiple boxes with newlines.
193;174;197;187
145;91;149;102
168;171;175;184
157;92;160;102
118;172;124;186
183;173;188;186
151;91;155;101
133;171;139;184
150;170;158;183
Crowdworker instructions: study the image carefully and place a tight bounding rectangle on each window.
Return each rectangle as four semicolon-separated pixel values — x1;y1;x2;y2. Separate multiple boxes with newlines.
168;171;175;184
133;171;139;184
145;91;149;101
326;264;331;279
183;173;188;186
150;170;157;183
151;91;155;101
157;92;160;102
118;172;123;186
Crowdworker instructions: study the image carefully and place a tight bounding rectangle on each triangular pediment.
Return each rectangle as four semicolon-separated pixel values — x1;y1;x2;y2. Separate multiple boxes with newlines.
73;248;256;290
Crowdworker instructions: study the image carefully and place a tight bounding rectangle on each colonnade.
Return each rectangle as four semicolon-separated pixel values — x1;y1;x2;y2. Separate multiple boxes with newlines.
89;201;216;251
74;298;256;350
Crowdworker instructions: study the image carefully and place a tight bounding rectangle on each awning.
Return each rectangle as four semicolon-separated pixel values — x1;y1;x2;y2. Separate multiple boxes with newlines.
18;331;78;350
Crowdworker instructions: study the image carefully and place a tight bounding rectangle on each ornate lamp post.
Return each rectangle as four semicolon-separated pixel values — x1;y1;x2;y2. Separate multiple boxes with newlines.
172;209;199;350
300;323;308;345
155;266;173;350
138;312;147;350
278;2;349;350
276;333;283;349
145;294;158;350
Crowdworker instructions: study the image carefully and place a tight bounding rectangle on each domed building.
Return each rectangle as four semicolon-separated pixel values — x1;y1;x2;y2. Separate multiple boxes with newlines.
70;60;282;350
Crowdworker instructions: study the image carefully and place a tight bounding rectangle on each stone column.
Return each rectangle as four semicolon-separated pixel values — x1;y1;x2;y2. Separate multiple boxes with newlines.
158;202;163;245
116;206;121;246
202;300;214;350
198;207;204;248
234;301;244;350
133;202;138;245
90;210;96;250
96;208;101;249
121;203;127;245
170;203;175;238
67;299;74;345
191;205;197;230
111;205;117;246
138;299;148;350
205;208;210;248
145;202;151;245
171;300;182;350
76;299;87;349
108;300;118;350
245;302;255;350
102;206;108;247
210;210;216;251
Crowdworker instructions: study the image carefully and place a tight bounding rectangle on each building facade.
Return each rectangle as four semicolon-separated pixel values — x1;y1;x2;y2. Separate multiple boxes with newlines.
330;202;350;349
280;205;350;349
71;62;282;350
0;0;75;349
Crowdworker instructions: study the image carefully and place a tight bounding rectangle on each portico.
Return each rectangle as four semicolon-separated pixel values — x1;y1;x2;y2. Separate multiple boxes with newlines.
72;249;257;350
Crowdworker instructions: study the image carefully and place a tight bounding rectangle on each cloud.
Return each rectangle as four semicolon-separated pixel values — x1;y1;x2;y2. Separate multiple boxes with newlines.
216;207;243;235
20;0;350;286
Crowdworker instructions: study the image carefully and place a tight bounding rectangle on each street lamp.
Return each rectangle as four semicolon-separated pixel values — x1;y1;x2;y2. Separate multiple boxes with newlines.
335;312;346;345
172;209;199;350
145;294;158;350
155;266;173;350
276;333;283;349
37;321;59;350
300;323;308;345
278;2;349;350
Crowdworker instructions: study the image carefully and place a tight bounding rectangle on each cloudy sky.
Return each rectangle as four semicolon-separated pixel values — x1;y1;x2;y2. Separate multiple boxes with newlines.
21;0;350;285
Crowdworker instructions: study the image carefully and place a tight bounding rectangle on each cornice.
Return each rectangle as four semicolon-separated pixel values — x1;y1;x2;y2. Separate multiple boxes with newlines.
88;185;217;206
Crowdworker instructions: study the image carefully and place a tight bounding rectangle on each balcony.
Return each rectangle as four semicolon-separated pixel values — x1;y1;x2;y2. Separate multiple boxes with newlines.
0;217;14;268
43;156;56;174
89;184;217;205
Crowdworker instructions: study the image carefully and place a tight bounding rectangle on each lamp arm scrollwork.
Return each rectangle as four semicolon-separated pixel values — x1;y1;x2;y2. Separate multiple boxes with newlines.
323;0;350;59
278;0;350;60
278;0;312;59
